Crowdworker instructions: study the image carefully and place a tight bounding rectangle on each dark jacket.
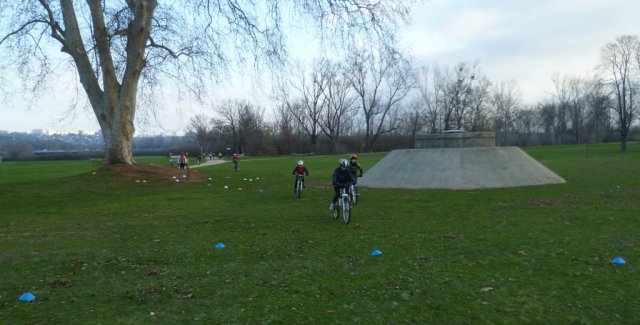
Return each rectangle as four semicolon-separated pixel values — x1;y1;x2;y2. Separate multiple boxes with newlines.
348;162;363;177
332;167;354;186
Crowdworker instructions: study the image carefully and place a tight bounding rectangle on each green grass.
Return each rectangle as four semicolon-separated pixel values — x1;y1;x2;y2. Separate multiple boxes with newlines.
1;144;638;323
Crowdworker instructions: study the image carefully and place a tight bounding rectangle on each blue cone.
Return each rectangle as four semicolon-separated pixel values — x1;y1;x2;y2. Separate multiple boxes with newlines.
19;292;36;302
215;243;226;249
612;257;626;265
371;249;382;256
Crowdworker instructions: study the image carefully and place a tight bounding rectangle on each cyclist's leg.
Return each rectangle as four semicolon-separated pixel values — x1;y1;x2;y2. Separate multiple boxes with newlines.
334;186;341;203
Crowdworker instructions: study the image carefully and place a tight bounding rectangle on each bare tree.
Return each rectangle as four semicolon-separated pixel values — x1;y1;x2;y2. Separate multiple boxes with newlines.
584;78;614;156
272;104;297;154
512;106;538;146
465;75;492;132
416;65;441;133
492;80;521;146
449;62;478;130
553;72;588;144
216;99;270;155
567;75;587;144
537;100;558;145
277;60;333;151
237;103;268;155
400;99;426;148
216;99;242;154
318;62;357;153
585;79;614;140
185;114;214;154
346;48;415;152
551;72;572;144
0;1;415;164
599;35;640;152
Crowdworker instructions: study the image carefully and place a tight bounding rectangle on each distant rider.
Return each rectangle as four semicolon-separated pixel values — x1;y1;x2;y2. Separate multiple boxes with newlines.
292;160;309;193
232;153;240;172
330;159;355;210
178;153;187;170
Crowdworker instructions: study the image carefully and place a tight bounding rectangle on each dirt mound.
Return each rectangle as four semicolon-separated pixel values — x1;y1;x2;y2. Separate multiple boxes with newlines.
104;164;205;183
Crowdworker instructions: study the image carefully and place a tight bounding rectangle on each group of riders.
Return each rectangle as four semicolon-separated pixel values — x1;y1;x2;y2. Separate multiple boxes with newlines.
177;150;363;209
292;154;363;210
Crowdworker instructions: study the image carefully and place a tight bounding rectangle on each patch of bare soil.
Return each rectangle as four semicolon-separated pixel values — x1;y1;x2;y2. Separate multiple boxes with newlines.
104;163;205;184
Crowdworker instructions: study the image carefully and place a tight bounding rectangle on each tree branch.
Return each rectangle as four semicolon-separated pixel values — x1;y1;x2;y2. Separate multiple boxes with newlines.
147;37;183;59
37;0;66;45
0;19;49;46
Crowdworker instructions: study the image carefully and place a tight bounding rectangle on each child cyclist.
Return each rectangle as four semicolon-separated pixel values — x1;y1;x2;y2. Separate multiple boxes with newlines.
347;154;363;184
292;160;309;193
232;153;240;172
330;159;355;210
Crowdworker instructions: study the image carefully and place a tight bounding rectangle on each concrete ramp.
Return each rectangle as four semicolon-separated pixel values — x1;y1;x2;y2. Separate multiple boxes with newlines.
359;147;565;189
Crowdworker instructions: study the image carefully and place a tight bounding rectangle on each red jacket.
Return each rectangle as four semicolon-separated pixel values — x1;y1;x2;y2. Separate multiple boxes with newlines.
293;165;309;176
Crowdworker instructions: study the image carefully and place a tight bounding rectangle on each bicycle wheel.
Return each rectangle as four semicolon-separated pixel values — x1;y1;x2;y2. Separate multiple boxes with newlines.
296;178;302;199
342;196;351;224
350;184;358;205
332;203;339;220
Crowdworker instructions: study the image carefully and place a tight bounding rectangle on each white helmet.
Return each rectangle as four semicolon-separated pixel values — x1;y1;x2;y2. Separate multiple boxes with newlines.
339;159;348;167
297;160;304;166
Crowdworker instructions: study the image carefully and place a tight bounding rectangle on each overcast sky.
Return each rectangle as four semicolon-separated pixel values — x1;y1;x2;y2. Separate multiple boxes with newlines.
1;0;639;135
401;0;640;101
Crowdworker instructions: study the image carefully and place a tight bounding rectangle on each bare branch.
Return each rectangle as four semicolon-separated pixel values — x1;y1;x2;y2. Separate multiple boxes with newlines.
147;37;183;59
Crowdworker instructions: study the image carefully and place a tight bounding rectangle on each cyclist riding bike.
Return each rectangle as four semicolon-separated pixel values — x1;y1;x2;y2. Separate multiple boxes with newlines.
232;153;240;172
292;160;309;194
347;154;363;184
330;159;355;210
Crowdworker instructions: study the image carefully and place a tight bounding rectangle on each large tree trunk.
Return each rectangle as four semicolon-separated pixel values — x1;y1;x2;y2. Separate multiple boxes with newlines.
620;133;628;152
99;99;136;164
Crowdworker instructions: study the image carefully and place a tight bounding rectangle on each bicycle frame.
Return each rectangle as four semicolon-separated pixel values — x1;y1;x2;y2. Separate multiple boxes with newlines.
295;175;304;198
349;183;358;205
337;186;351;224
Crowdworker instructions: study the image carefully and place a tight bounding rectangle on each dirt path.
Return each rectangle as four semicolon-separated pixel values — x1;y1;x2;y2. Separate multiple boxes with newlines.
189;159;227;169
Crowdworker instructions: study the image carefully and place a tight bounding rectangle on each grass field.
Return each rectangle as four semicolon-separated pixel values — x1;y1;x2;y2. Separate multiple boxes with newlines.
1;144;638;323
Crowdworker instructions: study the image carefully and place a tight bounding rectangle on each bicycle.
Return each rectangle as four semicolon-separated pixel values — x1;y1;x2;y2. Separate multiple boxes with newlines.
233;160;239;172
332;185;352;225
294;174;304;198
349;183;359;205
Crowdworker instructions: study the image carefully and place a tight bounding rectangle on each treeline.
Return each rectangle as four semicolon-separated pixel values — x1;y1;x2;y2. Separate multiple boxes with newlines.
185;36;640;155
3;36;639;161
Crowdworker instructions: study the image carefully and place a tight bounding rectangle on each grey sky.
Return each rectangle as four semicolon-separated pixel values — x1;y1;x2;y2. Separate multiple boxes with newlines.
401;0;640;102
1;0;639;134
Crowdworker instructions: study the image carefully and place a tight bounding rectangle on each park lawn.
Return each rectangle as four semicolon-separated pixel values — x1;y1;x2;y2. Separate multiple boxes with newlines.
0;145;638;323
